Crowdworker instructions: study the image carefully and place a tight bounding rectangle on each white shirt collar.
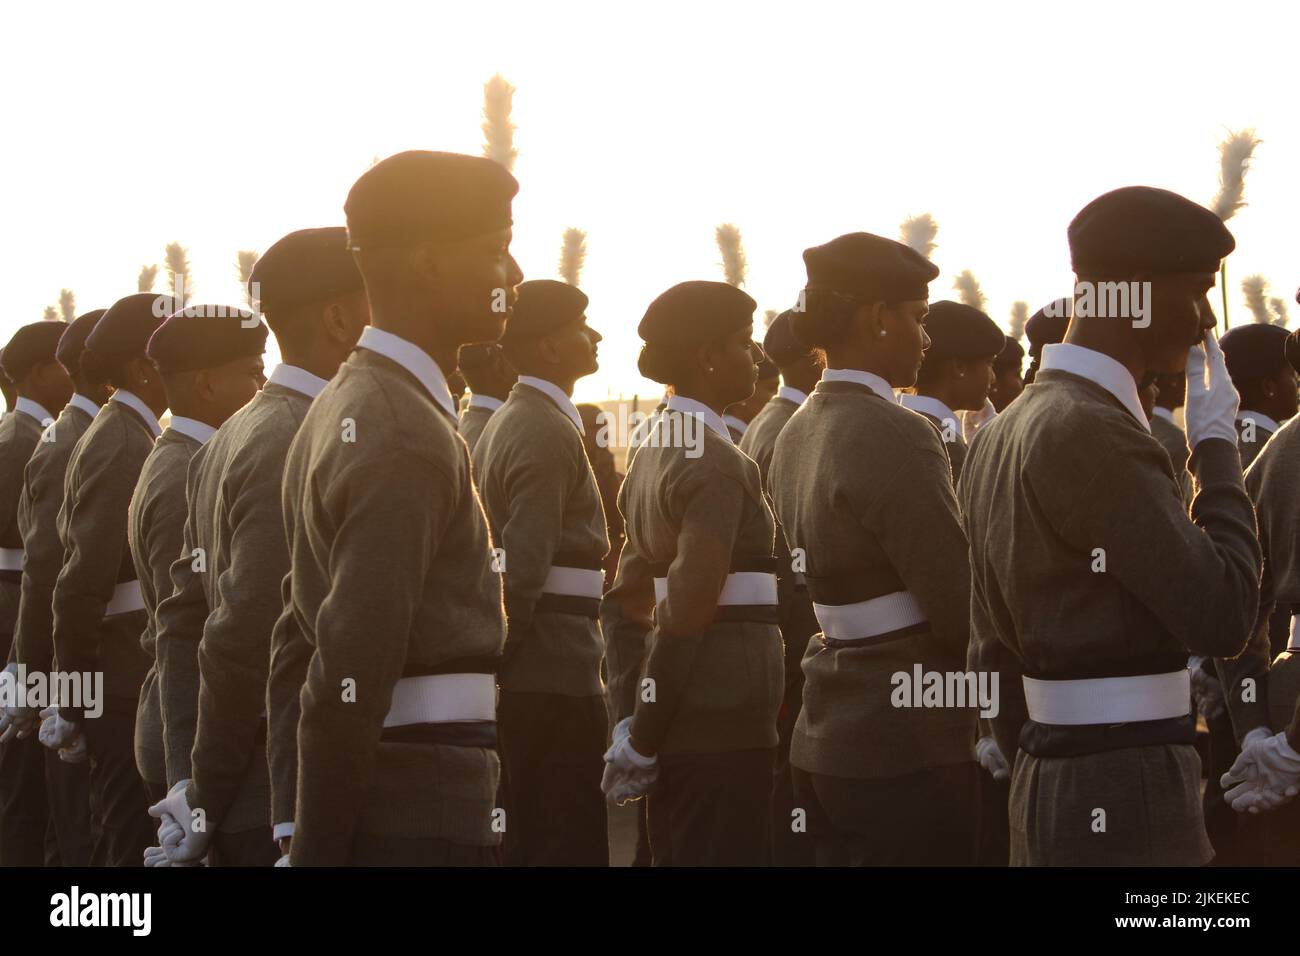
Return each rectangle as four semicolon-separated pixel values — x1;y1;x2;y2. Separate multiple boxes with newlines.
516;376;584;434
723;414;748;437
899;394;959;430
268;364;329;400
357;327;457;421
820;367;897;404
777;385;808;407
167;416;216;445
1152;406;1176;424
111;389;163;438
1039;343;1151;433
69;394;101;419
1238;409;1281;435
666;394;733;443
14;397;53;426
468;393;504;413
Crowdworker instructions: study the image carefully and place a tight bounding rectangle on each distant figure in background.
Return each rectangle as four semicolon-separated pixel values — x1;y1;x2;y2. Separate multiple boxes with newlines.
1150;371;1192;507
900;300;1005;485
1220;323;1296;471
0;351;15;414
577;403;624;590
457;342;516;455
724;355;778;441
1022;299;1070;386
987;337;1025;412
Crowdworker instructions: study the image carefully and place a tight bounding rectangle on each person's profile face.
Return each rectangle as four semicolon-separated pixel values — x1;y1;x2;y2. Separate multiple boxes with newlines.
427;226;522;346
989;368;1023;412
881;299;930;388
1144;272;1218;374
207;354;265;423
954;355;997;410
710;324;760;407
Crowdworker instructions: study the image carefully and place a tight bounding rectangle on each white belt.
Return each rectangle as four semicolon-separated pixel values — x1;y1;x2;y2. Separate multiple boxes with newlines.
1289;614;1300;653
383;673;497;728
104;580;146;617
542;565;604;600
653;571;778;607
0;548;22;572
1022;670;1190;725
814;590;925;642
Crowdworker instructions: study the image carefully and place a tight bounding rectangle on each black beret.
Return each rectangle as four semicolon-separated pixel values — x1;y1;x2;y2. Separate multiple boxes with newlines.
0;352;9;388
250;227;364;313
992;336;1026;376
1068;186;1235;278
920;300;1005;361
86;293;176;367
762;309;812;367
457;342;501;371
345;150;519;251
803;232;939;303
500;280;588;347
638;281;757;350
3;321;69;382
57;310;106;376
1025;299;1072;357
147;306;269;376
1220;323;1290;387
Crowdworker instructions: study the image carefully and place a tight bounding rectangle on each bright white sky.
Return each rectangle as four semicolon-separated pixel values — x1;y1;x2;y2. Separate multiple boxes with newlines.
4;0;1295;402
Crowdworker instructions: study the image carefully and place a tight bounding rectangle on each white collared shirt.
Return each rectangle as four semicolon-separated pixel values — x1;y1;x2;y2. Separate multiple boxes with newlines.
515;376;584;434
899;394;961;437
723;414;748;437
14;397;53;426
468;393;504;413
1038;343;1151;433
1237;409;1280;436
777;385;808;407
821;367;897;404
167;416;216;445
666;394;732;443
1152;406;1176;424
111;389;163;438
69;394;101;419
268;364;329;400
356;327;458;420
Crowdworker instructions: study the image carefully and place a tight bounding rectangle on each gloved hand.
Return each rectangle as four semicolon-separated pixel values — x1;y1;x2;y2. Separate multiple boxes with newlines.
37;706;83;753
1188;656;1225;721
975;735;1010;781
148;780;210;863
601;717;659;804
1221;730;1300;813
1184;332;1240;449
56;731;88;764
961;399;997;443
274;854;291;867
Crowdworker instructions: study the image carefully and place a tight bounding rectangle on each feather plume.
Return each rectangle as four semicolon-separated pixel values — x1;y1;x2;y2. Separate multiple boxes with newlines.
58;289;75;322
954;270;986;311
236;250;258;307
764;309;777;329
899;214;938;259
558;228;586;287
481;74;518;171
1211;129;1262;222
1009;301;1029;341
165;242;191;304
1270;297;1289;327
1242;275;1271;323
715;223;747;288
42;305;58;321
138;264;158;293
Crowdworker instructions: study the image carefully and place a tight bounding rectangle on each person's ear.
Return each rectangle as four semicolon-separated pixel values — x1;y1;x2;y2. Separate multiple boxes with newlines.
861;301;889;339
408;242;441;285
322;300;349;345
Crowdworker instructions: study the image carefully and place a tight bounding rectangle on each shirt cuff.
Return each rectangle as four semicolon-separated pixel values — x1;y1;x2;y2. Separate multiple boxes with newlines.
272;822;295;840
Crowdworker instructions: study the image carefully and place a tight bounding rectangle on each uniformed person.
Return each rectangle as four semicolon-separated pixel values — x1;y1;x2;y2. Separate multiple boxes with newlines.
129;306;267;816
767;234;977;866
1022;299;1070;386
5;313;106;867
472;278;609;866
1150;371;1192;506
577;403;624;589
899;300;1005;484
262;151;519;866
147;228;369;868
988;337;1025;412
1219;323;1295;470
43;292;175;866
723;355;778;441
457;343;515;454
960;186;1259;865
736;308;822;866
602;280;783;866
0;355;15;415
0;320;73;865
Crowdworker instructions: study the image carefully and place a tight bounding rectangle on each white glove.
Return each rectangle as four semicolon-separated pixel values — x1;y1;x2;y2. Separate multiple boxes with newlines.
0;664;32;743
601;717;659;804
1221;730;1300;813
57;732;88;764
961;399;997;443
37;706;83;753
274;854;291;867
148;780;210;862
1184;333;1240;449
1188;656;1225;721
975;735;1010;781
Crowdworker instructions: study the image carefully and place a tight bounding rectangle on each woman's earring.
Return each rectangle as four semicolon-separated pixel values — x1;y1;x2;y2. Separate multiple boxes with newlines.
879;330;886;338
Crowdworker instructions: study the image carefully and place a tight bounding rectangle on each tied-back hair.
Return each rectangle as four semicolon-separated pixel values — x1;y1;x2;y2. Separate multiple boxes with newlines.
637;340;688;385
790;287;862;351
79;346;135;390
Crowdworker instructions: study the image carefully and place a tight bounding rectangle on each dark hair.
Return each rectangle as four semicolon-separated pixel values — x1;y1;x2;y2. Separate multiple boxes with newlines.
79;346;121;387
636;341;687;385
790;288;860;350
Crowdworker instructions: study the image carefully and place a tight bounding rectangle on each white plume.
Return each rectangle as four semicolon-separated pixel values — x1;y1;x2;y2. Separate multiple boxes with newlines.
481;74;518;171
1270;297;1289;327
715;223;747;288
899;214;938;259
1242;275;1271;324
954;270;986;311
558;228;586;287
1211;129;1262;222
1009;301;1029;341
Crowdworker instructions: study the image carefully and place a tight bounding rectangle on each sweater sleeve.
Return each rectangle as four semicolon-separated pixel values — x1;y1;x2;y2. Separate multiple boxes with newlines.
155;514;208;785
267;571;308;833
15;450;65;674
600;538;655;726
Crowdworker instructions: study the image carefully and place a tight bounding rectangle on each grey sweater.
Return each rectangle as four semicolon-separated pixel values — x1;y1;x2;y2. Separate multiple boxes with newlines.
0;407;46;652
